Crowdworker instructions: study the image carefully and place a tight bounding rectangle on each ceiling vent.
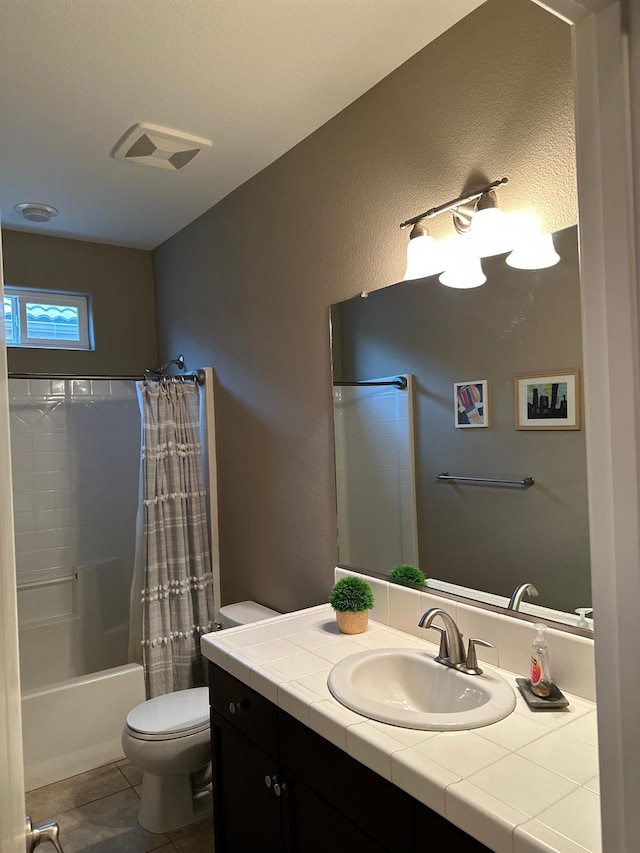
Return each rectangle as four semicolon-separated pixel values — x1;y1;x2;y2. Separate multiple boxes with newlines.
111;123;212;171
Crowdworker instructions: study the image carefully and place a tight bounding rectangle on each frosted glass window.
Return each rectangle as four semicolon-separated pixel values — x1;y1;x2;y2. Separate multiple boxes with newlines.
4;295;18;344
4;288;92;350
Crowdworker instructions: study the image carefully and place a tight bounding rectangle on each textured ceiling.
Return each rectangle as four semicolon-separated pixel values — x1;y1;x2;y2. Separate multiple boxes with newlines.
0;0;485;249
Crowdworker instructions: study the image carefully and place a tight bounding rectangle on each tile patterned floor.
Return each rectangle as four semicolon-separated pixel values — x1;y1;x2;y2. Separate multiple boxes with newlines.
25;760;214;852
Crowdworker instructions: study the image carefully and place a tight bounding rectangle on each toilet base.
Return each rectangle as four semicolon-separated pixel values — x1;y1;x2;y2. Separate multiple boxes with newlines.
138;768;212;834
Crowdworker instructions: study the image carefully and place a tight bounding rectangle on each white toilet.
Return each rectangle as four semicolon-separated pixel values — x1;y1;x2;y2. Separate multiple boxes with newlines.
122;600;280;834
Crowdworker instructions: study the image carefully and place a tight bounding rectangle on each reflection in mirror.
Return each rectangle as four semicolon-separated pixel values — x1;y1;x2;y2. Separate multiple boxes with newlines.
331;226;592;632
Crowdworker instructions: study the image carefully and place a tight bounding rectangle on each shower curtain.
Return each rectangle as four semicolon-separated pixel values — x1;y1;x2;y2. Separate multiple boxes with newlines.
131;378;216;698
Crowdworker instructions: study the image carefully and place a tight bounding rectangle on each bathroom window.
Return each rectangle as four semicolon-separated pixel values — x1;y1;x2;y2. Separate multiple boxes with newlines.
3;287;92;350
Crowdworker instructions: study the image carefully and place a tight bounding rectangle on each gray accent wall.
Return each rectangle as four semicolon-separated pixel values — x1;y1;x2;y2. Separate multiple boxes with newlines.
3;229;157;375
152;0;576;613
334;227;590;613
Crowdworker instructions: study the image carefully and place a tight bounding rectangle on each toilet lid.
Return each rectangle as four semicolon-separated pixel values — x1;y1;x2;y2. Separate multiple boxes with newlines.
126;687;210;737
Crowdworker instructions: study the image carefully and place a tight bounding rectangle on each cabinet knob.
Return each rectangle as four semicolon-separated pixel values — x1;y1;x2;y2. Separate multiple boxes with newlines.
229;701;242;714
264;775;272;789
273;781;287;797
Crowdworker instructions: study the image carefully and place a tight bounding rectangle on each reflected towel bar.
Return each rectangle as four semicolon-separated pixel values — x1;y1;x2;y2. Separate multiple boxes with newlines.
437;472;535;487
334;377;407;390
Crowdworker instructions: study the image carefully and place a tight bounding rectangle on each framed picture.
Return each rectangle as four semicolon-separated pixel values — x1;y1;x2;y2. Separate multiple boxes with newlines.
454;380;488;428
515;369;581;430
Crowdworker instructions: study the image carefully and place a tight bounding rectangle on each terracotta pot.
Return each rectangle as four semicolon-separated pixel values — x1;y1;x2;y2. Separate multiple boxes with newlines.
336;610;368;635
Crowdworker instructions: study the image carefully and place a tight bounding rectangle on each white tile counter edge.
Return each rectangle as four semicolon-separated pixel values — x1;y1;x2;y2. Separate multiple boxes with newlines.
202;605;600;853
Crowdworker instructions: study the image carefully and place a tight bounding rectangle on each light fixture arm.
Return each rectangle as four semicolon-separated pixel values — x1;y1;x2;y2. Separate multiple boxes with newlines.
399;177;508;230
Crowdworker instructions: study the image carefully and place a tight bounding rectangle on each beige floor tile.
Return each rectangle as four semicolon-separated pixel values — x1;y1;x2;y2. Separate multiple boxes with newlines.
51;788;169;853
168;817;214;852
116;758;144;787
25;764;129;824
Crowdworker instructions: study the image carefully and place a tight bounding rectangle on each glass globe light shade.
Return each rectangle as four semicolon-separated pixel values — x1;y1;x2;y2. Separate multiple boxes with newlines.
470;206;513;257
504;211;560;270
403;224;446;280
438;236;487;289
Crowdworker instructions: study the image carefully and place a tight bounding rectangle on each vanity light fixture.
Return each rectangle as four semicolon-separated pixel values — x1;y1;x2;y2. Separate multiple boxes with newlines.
400;178;509;284
399;177;560;287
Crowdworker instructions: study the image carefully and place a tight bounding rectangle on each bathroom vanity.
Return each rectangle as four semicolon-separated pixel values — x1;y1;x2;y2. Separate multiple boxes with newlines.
209;661;486;851
202;605;600;853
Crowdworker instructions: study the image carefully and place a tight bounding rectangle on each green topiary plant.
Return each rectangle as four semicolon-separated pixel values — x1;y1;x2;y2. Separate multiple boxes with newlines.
389;564;426;586
329;576;375;612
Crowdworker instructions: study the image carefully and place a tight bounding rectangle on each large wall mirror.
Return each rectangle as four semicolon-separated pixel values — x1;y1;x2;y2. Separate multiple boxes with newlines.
330;224;592;632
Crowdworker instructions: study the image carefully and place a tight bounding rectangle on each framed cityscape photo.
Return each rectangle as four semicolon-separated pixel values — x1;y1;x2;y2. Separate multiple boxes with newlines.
454;380;488;428
515;369;581;430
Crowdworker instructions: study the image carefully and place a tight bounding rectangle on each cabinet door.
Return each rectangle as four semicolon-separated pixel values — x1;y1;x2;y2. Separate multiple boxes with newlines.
212;712;283;853
290;777;386;853
415;801;491;851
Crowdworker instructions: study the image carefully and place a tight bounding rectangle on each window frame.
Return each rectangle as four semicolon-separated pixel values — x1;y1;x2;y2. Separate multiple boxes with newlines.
3;287;92;350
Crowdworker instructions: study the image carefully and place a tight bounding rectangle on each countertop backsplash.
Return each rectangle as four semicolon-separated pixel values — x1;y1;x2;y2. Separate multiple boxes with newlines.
334;568;596;703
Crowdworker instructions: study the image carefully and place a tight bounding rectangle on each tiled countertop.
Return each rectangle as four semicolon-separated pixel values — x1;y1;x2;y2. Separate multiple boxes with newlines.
201;605;600;853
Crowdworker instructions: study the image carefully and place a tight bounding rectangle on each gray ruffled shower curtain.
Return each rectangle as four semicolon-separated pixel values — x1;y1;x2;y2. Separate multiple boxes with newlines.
130;378;216;698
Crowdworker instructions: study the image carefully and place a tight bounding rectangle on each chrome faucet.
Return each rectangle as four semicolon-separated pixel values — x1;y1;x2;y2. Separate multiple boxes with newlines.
418;608;466;667
418;607;494;675
508;582;539;611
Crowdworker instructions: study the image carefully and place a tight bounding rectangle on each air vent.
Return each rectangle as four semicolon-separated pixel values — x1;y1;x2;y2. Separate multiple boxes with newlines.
111;123;212;171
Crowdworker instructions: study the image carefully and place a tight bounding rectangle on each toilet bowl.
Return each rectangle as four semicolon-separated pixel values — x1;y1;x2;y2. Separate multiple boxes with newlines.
122;600;280;834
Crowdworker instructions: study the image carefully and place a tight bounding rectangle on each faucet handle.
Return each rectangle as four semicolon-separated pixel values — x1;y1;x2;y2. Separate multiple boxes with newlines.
463;638;495;675
429;625;450;662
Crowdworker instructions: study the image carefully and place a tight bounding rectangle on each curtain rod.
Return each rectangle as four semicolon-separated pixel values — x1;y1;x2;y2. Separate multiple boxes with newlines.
8;371;205;385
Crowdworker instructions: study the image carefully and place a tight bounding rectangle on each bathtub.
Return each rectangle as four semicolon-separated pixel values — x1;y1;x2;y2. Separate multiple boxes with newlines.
22;662;145;791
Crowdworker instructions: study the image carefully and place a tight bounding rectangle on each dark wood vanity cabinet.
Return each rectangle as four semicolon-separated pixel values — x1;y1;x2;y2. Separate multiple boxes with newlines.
209;662;490;853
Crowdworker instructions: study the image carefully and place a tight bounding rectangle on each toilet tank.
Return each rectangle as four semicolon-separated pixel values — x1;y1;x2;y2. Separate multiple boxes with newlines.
218;600;281;628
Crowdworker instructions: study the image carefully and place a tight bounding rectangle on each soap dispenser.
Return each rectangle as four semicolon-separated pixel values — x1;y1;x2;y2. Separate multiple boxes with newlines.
530;623;551;697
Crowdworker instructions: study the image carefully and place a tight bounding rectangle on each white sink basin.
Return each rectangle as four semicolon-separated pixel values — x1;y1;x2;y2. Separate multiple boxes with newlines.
328;648;516;731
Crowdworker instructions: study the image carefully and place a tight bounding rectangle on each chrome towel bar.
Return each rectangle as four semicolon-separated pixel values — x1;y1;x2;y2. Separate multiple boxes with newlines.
437;472;535;487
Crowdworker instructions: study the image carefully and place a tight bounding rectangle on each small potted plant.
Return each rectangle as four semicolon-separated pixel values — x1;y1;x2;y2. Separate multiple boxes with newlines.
329;576;374;634
389;564;426;586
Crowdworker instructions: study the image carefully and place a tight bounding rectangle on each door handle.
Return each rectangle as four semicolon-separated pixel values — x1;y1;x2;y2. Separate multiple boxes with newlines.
25;816;64;853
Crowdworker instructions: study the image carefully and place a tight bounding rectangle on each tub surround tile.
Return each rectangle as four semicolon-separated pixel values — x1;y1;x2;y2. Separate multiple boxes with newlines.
446;780;529;853
26;763;129;823
201;603;600;853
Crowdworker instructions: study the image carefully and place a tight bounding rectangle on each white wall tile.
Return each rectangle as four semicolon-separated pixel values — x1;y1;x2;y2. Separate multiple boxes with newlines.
388;583;422;637
454;602;499;665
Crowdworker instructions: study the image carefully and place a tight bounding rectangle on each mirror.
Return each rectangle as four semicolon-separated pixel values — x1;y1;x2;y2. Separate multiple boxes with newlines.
331;225;592;632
